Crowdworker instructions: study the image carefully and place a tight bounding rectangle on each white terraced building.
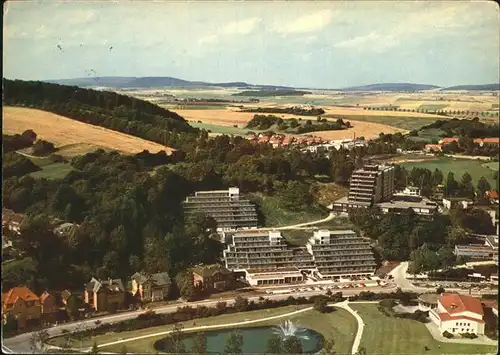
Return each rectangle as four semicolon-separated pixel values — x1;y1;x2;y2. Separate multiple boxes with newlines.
306;230;376;279
183;187;258;231
223;229;376;286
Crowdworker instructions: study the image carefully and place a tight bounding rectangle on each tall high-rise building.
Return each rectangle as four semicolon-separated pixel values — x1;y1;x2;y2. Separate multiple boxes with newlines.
348;164;395;206
183;187;258;231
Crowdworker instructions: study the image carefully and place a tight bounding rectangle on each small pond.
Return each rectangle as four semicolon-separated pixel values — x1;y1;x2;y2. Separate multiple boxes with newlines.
154;326;325;353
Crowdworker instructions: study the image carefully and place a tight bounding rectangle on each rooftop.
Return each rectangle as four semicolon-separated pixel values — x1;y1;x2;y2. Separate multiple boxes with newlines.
192;264;232;278
439;293;484;316
2;287;40;308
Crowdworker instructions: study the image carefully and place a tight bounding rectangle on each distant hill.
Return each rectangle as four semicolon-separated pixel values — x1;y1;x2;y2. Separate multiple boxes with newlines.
340;83;441;92
440;83;500;91
44;76;293;90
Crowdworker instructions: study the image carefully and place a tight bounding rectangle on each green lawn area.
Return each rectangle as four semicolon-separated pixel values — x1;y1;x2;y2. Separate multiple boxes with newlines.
482;162;499;171
400;156;496;186
248;193;327;228
94;306;356;354
29;162;75;180
409;128;445;142
189;122;252;136
351;303;497;355
326;114;440;131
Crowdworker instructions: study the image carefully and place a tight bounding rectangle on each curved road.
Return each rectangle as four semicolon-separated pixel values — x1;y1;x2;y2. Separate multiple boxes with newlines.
3;287;395;353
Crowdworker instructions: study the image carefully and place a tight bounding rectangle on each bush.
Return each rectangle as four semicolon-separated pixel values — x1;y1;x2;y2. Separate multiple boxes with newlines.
460;332;478;339
443;331;454;338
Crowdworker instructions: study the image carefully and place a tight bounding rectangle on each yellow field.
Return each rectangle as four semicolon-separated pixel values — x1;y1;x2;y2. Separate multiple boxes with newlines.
311;120;406;140
2;106;174;156
172;108;405;139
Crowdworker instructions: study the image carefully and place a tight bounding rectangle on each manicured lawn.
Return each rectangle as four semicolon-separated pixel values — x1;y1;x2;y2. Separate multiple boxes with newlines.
482;162;499;171
326;114;440;131
98;307;357;354
351;303;497;354
29;162;74;180
248;193;327;228
400;156;496;186
48;306;307;349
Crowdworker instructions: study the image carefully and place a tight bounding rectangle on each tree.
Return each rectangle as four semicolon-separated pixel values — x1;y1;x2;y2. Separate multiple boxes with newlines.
21;129;37;143
444;172;459;197
446;226;469;246
283;336;303;354
191;332;208;354
32;139;56;156
313;296;330;313
91;341;99;353
29;329;49;353
168;324;186;353
356;347;367;355
477;176;491;203
224;330;244;354
175;270;197;301
436;286;445;294
234;296;250;312
459;172;475;199
66;294;81;320
265;334;283;354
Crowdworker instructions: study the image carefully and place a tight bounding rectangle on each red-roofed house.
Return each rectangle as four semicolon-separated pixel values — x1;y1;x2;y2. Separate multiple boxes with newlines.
2;287;42;329
439;137;459;145
486;190;499;203
429;293;485;335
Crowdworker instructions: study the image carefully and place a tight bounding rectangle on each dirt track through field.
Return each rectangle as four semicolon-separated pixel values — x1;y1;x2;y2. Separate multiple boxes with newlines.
3;106;174;155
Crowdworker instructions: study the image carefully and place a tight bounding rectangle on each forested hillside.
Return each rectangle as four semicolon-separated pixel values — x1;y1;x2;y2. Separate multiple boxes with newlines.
3;79;197;149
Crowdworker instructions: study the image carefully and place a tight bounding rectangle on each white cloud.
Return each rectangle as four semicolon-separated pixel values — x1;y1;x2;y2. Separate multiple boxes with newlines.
198;17;261;45
332;3;486;53
273;9;335;35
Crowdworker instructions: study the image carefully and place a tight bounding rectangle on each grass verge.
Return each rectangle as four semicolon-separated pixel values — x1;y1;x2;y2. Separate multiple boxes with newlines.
351;303;497;354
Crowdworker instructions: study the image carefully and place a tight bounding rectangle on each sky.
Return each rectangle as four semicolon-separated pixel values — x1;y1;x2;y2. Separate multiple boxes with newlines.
3;1;500;88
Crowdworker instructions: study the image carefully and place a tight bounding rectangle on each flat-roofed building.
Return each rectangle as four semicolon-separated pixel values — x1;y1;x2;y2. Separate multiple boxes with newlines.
376;195;438;216
348;164;395;205
454;244;498;261
306;230;376;279
183;187;258;231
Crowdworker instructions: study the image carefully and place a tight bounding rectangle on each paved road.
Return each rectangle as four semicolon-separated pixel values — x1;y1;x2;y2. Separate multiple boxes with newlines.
3;287;395;353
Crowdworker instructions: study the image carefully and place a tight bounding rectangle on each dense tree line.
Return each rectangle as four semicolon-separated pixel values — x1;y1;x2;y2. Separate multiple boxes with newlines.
421;118;499;138
242;106;325;116
3;79;197;150
349;205;496;272
3;152;41;179
3;131;37;153
245;114;350;133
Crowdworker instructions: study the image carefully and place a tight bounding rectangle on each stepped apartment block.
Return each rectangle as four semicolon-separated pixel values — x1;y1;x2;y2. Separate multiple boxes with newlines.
223;229;375;286
183;187;258;231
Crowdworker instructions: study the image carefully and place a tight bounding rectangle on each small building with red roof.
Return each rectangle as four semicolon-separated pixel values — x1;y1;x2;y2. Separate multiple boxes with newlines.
429;293;485;335
2;286;42;329
439;137;460;145
486;190;499;203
